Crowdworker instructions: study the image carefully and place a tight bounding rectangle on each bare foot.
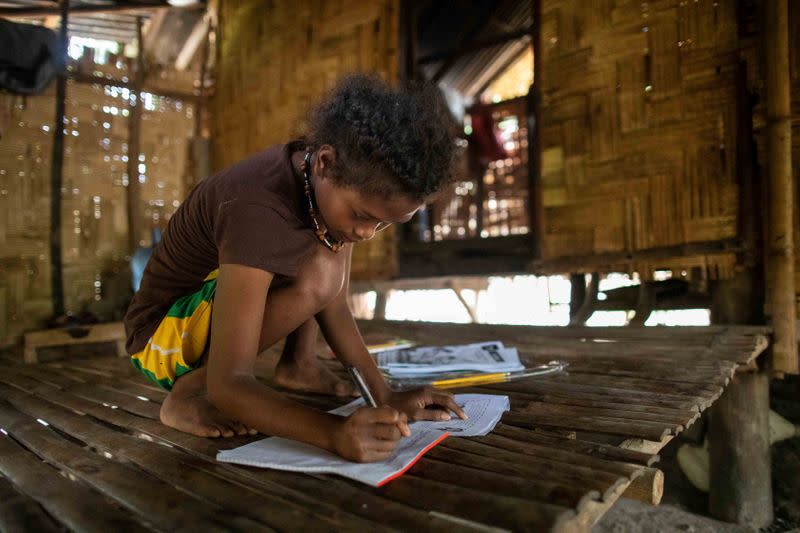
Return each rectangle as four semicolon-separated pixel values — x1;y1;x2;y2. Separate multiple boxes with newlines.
274;357;357;397
159;368;256;438
160;392;255;438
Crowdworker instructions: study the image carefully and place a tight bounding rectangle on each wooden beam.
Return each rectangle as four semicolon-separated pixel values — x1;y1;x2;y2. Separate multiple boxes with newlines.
764;0;798;375
530;238;744;274
417;25;533;66
70;72;204;102
48;0;69;319
175;13;208;71
1;2;201;18
527;0;542;259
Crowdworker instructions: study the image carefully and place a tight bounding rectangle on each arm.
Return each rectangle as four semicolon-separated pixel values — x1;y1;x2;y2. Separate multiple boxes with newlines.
206;263;403;461
316;247;466;421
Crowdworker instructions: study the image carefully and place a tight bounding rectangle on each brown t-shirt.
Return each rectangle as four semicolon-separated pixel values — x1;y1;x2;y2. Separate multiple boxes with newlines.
124;141;318;354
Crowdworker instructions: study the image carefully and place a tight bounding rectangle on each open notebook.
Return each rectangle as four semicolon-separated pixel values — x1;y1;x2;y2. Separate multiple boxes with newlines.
217;394;509;487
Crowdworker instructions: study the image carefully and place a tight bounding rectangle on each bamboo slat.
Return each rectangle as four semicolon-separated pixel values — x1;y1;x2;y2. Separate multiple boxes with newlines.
0;473;62;533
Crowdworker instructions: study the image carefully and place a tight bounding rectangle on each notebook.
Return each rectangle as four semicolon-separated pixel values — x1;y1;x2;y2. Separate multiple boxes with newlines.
217;394;509;486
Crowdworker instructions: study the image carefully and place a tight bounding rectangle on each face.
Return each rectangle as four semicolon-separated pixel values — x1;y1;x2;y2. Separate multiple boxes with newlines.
310;146;421;243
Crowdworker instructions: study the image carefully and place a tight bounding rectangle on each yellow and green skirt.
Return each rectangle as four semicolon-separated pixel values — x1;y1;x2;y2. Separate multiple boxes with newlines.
131;270;218;390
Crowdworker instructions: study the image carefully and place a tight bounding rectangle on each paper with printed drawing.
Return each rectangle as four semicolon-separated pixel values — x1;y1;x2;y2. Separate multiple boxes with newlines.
376;341;523;376
331;394;510;437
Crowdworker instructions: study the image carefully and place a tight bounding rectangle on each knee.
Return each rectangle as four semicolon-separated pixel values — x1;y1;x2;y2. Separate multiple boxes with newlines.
295;248;344;308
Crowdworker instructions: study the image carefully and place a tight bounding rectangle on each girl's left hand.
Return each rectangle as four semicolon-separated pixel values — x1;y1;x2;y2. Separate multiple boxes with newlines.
386;387;468;422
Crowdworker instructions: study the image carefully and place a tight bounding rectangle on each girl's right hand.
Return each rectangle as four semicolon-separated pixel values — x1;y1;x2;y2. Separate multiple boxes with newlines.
333;406;410;462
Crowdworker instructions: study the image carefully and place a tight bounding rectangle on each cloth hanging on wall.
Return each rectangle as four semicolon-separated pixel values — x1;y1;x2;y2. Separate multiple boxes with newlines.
0;19;62;95
468;105;507;163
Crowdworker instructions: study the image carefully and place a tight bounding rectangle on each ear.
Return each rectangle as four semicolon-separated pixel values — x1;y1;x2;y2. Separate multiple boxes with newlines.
315;144;337;180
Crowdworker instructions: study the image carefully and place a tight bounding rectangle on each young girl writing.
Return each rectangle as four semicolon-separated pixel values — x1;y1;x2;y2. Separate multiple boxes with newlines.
124;74;466;463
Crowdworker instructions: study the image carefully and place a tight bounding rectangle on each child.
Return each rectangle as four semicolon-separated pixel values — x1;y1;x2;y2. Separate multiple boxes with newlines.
124;74;466;463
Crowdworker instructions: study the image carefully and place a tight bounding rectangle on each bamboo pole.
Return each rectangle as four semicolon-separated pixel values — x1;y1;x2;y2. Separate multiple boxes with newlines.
126;16;145;252
764;0;798;375
48;0;69;319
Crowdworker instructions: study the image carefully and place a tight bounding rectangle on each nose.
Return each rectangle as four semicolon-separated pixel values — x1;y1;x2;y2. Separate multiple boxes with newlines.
354;222;378;241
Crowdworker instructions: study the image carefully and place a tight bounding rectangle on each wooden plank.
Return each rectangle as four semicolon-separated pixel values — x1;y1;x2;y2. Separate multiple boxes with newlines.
501;411;672;441
0;472;62;533
480;380;704;411
0;385;381;532
472;388;697;421
492;424;658;466
0;435;148;532
0;378;458;531
0;401;269;532
429;443;628;500
512;399;693;428
409;457;599;510
472;433;644;478
24;322;126;363
376;474;575;532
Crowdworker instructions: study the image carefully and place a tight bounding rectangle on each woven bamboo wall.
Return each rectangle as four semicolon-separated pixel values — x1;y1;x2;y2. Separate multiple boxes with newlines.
0;56;194;344
210;0;400;280
537;0;800;311
539;0;744;280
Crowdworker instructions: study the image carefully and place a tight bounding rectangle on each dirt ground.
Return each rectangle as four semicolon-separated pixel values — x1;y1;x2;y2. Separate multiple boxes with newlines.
595;375;800;533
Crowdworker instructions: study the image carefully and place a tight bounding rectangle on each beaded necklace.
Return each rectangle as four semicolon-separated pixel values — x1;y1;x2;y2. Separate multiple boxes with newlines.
301;151;344;253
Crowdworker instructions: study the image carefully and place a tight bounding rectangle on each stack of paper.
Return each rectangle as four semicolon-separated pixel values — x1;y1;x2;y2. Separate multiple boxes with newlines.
217;394;510;486
376;341;524;377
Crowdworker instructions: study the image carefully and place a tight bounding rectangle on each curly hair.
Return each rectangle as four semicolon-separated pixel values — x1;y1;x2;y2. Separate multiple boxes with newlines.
306;73;457;202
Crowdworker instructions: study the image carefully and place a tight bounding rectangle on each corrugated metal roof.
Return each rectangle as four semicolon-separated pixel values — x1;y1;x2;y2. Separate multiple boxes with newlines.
418;0;533;100
1;0;202;45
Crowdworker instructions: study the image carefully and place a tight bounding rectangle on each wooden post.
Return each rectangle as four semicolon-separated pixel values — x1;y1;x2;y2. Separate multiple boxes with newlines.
569;273;585;321
569;273;598;326
126;16;145;252
708;372;772;526
526;0;543;258
48;0;69;319
397;0;417;84
373;291;388;320
764;0;798;375
708;272;772;527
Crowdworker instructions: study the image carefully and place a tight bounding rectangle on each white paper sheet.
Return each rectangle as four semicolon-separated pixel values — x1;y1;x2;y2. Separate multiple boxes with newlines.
216;394;510;486
217;428;446;487
331;394;510;437
376;341;524;376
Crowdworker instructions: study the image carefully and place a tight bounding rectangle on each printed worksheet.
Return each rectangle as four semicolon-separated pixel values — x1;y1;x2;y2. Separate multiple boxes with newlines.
331;394;510;437
376;341;523;375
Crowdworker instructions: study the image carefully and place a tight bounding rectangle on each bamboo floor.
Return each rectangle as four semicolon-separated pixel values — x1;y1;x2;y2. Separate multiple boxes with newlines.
0;321;769;532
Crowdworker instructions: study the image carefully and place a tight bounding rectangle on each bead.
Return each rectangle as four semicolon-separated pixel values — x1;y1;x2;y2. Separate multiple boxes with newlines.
302;150;343;253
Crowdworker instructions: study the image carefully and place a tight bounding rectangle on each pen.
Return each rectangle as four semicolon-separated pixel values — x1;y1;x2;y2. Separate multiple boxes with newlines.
346;366;378;407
